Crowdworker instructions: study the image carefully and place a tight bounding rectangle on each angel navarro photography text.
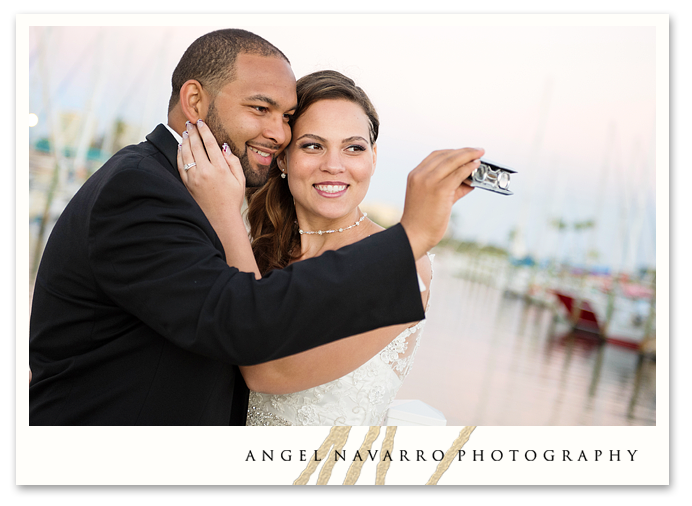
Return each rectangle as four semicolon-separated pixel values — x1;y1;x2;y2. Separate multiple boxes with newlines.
245;448;639;463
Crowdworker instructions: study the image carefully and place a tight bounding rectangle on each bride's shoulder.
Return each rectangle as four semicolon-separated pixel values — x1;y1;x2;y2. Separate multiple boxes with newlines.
415;252;433;308
416;252;432;283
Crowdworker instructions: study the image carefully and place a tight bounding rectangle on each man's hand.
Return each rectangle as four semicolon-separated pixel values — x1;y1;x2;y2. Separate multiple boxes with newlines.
400;148;484;260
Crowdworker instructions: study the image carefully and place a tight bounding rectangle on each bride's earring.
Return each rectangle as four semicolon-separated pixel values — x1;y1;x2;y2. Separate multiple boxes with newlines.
278;155;287;179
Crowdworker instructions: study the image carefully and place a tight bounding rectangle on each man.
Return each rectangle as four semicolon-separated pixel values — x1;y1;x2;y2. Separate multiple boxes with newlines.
29;29;482;425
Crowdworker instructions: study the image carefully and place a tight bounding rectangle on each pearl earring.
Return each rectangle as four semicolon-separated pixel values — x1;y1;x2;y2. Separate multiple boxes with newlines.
281;172;286;179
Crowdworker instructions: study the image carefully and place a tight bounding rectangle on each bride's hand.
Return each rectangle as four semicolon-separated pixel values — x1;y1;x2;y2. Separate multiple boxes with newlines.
177;120;260;279
177;120;246;216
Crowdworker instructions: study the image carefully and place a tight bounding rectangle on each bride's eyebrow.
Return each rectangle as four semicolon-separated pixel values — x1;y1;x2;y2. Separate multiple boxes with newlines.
295;133;327;143
342;136;368;143
294;134;368;144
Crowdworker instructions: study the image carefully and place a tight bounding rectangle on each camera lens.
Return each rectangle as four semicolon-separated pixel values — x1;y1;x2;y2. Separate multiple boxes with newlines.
473;164;488;182
498;171;510;189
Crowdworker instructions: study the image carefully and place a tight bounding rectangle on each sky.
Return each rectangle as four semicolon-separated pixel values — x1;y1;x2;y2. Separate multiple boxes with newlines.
26;17;660;272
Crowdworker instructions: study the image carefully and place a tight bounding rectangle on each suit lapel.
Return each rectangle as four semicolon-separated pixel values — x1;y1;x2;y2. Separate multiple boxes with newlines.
146;123;228;261
146;124;181;182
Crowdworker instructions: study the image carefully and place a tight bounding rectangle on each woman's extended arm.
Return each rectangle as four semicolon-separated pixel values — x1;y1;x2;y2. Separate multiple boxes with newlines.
177;121;261;279
239;253;432;394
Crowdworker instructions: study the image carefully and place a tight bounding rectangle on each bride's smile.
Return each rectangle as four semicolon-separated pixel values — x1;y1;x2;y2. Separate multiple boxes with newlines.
312;182;349;197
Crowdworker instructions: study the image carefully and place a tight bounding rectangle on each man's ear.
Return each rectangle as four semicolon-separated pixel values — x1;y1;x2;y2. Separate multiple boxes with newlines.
179;80;210;123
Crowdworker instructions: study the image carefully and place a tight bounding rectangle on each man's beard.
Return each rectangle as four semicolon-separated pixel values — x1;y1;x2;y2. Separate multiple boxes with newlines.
205;103;271;188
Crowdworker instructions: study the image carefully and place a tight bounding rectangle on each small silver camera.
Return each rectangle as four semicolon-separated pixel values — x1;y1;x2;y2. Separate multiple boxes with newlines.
466;159;516;195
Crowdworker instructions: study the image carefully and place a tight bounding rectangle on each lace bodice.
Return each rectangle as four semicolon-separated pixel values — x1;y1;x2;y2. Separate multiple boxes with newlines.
246;255;433;426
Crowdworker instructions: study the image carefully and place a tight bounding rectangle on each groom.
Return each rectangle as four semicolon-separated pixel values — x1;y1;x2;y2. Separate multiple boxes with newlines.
29;29;482;425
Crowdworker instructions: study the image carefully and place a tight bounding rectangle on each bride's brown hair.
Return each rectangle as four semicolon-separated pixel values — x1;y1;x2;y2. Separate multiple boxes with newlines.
246;70;379;275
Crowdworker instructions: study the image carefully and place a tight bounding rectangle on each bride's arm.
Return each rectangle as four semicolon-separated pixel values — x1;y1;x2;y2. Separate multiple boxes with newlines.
239;253;432;394
177;121;261;279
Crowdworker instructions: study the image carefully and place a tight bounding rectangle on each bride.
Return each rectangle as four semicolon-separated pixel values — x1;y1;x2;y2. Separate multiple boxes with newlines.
179;70;433;425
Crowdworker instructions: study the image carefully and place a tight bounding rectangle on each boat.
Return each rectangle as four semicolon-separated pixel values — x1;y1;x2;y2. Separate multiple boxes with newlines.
551;286;654;352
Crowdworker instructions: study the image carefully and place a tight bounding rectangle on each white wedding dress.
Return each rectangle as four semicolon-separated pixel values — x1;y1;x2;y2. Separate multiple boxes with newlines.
246;255;432;426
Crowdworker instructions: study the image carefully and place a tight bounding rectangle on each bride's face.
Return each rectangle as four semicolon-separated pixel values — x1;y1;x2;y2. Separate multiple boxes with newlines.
278;99;377;225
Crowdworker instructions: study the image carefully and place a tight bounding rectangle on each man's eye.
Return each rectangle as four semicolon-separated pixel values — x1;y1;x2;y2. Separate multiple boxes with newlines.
253;106;268;113
283;114;293;122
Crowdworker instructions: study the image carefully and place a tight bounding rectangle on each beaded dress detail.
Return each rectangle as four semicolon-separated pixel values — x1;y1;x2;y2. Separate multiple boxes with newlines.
246;254;433;426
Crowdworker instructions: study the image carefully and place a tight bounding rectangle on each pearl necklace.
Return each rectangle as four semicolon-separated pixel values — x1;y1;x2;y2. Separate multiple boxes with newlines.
298;213;368;235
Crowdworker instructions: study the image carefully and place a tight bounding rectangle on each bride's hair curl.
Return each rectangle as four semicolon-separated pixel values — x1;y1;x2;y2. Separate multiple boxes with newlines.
246;70;379;275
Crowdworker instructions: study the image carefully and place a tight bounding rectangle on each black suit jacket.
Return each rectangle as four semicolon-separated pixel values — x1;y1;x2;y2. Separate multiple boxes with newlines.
29;124;425;425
